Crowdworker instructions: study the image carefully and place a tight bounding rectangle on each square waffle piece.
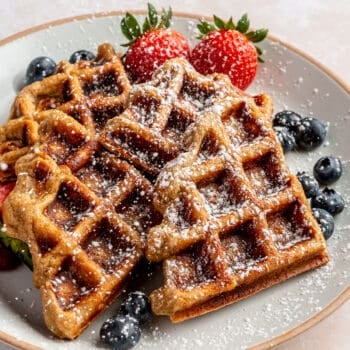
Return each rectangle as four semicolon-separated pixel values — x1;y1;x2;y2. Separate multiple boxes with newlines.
146;106;328;322
2;109;160;338
100;57;243;176
3;148;159;339
0;43;130;183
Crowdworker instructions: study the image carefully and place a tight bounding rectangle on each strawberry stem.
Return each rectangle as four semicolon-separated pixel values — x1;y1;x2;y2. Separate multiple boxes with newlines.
121;3;173;47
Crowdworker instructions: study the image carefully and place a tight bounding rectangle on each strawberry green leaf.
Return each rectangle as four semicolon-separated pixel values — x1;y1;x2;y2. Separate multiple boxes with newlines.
255;45;263;55
213;15;226;29
197;20;216;36
160;6;172;28
253;28;268;42
147;3;158;27
236;13;249;33
143;17;151;33
255;46;264;62
257;28;269;42
225;17;235;30
246;29;268;43
121;17;134;41
121;13;141;40
120;40;136;47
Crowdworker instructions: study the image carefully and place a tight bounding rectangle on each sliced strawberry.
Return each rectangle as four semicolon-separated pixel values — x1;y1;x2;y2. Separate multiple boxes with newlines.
0;182;15;215
0;242;20;270
190;14;268;90
121;4;190;82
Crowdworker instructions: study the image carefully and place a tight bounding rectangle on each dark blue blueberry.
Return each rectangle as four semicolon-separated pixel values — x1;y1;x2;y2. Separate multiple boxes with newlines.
69;50;95;63
296;171;319;198
313;156;342;185
311;188;345;216
120;291;152;325
312;208;335;240
25;56;56;85
294;117;327;151
274;126;296;152
100;314;140;350
273;110;303;132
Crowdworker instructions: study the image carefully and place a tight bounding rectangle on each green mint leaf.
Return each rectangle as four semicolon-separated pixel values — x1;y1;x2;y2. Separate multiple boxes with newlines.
236;13;249;33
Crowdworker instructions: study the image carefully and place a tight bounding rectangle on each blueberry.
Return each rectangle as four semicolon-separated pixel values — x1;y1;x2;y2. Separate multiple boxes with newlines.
25;56;56;85
100;314;140;350
274;126;296;152
69;50;95;63
273;110;302;132
294;117;327;151
120;291;152;325
313;156;342;185
312;208;335;240
296;171;319;198
311;188;345;216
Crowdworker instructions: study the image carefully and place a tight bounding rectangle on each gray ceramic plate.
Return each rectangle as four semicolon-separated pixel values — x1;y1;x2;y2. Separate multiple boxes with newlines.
0;12;349;350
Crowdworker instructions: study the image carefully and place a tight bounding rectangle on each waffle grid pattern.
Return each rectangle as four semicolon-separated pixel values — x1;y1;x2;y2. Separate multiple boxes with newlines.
0;43;130;183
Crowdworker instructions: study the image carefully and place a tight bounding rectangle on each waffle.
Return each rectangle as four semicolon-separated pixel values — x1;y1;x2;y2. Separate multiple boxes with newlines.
100;57;246;176
146;107;328;321
3;144;160;338
0;43;130;183
1;55;329;336
0;44;162;338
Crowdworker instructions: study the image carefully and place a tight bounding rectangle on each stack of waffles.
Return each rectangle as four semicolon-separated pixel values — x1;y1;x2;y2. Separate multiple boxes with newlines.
0;44;328;339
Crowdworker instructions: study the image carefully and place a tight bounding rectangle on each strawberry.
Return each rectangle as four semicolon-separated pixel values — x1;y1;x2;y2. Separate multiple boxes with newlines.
121;4;190;82
0;182;15;216
190;14;268;90
0;242;20;270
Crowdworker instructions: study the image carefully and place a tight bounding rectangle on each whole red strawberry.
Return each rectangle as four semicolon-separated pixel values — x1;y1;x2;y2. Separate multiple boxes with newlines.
190;14;268;90
122;4;190;82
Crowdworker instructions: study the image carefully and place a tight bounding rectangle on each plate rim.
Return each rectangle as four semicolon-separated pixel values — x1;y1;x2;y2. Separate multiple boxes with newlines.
0;10;349;350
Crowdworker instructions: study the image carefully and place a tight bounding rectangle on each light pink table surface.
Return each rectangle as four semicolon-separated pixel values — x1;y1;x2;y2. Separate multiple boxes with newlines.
0;1;349;349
